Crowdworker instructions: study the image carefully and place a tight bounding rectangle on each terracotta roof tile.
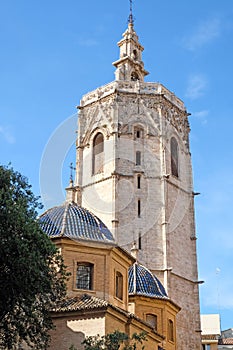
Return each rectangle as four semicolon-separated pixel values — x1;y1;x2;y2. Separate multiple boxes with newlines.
52;294;108;312
52;293;164;341
219;338;233;345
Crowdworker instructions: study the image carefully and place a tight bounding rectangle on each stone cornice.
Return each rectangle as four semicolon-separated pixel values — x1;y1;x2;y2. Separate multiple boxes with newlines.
78;81;186;112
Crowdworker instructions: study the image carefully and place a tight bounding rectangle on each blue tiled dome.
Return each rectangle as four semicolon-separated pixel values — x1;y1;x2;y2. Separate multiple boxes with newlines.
39;202;114;242
128;263;168;299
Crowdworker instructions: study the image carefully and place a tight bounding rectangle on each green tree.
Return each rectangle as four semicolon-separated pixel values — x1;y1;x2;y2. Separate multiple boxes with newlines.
82;330;147;350
0;165;69;349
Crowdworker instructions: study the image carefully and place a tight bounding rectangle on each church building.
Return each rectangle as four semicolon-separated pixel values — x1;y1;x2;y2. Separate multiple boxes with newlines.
39;7;202;350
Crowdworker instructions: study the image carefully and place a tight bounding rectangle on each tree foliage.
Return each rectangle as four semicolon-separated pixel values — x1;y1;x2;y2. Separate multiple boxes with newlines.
82;330;147;350
0;165;69;349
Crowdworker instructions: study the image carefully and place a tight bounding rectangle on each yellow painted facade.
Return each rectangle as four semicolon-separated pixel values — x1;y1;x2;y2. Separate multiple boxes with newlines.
129;295;180;350
48;236;180;350
54;237;133;310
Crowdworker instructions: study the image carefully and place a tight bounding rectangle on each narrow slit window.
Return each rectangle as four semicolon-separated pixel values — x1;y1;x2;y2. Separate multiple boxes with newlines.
171;137;179;177
136;130;140;138
136;151;141;165
138;233;142;250
138;199;141;217
137;175;141;189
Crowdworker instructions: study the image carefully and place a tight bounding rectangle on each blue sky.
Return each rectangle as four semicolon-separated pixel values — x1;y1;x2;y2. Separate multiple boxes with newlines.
1;0;233;331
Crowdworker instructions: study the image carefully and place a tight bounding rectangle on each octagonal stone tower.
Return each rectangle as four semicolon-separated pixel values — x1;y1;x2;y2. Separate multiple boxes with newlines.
73;21;201;350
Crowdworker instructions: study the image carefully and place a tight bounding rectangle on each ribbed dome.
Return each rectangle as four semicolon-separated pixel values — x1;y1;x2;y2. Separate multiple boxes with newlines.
128;263;168;299
39;202;114;243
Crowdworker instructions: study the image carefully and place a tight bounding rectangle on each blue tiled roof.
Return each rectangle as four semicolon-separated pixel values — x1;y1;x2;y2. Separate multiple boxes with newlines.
128;263;168;299
39;202;114;242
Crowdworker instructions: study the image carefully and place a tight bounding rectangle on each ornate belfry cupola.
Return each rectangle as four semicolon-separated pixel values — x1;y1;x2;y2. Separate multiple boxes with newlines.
113;15;149;82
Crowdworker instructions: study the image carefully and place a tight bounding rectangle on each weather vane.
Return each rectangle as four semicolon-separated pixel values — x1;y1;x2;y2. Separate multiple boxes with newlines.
128;0;134;24
69;162;76;183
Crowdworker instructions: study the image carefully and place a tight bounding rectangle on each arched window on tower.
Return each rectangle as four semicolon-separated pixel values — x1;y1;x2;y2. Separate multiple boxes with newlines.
134;127;144;140
131;71;139;81
133;49;138;60
93;132;104;174
171;137;179;177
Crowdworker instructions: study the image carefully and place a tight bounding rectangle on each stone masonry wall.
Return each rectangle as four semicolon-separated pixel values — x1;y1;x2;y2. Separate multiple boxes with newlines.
76;84;201;349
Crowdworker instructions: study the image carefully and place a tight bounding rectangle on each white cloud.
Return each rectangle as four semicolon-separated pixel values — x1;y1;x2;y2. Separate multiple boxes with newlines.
0;125;15;144
185;74;207;100
192;110;209;125
183;17;221;51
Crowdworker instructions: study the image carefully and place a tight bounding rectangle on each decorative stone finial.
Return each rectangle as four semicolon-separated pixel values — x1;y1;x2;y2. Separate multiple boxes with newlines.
69;162;76;183
66;162;76;203
131;241;139;260
112;11;149;82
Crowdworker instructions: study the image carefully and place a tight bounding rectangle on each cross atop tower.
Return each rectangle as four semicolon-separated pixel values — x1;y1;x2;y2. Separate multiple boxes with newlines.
113;3;149;82
69;162;76;184
128;0;134;24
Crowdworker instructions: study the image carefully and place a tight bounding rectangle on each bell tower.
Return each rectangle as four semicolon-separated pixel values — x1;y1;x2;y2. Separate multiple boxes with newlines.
74;12;201;350
113;22;149;82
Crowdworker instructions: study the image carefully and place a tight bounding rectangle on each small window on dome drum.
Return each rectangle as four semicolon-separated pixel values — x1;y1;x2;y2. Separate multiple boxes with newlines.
168;319;174;342
146;314;158;331
76;263;93;290
115;271;123;300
